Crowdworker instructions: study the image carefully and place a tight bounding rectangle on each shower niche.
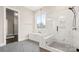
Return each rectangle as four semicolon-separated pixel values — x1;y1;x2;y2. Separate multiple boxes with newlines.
6;8;18;44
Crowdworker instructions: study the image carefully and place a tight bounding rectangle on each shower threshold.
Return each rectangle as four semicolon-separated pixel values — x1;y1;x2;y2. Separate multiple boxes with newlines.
40;41;76;52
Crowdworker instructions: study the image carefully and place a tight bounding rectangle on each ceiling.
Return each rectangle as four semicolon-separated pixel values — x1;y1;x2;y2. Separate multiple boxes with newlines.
26;6;43;11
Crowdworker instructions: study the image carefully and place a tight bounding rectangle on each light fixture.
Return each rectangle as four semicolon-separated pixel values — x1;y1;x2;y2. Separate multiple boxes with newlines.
14;12;18;16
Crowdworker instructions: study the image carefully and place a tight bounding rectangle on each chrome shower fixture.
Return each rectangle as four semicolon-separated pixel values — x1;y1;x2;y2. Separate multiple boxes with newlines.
69;6;77;30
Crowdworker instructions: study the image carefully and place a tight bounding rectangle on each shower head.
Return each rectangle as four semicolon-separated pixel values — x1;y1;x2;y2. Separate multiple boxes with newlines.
68;6;76;14
68;7;74;11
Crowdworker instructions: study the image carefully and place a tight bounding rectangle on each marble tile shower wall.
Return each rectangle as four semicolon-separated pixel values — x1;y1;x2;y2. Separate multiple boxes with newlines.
36;6;79;48
46;7;79;48
41;7;71;45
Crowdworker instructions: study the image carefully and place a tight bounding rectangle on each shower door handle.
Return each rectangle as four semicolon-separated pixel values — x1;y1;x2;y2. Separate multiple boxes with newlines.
57;26;58;32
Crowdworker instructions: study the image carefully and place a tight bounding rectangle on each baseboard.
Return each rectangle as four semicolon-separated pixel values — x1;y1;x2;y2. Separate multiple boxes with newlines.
18;38;29;42
29;39;39;43
0;43;6;47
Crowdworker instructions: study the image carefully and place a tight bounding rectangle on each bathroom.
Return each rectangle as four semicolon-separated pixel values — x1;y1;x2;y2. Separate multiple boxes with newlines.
0;6;79;52
1;0;79;59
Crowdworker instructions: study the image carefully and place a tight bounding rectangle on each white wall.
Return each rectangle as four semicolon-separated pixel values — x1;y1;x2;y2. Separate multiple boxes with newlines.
0;6;34;46
0;6;5;46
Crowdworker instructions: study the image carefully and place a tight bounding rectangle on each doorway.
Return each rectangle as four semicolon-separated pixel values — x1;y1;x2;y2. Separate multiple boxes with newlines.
6;8;18;44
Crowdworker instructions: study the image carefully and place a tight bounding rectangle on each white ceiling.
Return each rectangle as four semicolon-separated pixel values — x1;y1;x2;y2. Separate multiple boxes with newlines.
26;6;43;11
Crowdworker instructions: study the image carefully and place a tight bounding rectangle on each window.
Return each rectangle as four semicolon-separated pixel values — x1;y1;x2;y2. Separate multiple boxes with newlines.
36;13;46;28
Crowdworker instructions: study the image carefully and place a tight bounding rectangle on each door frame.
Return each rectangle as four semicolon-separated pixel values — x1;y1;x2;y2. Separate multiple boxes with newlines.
4;6;20;45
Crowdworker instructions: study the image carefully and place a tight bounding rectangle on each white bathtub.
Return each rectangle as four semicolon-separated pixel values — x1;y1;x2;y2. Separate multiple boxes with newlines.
29;33;43;42
29;32;55;43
